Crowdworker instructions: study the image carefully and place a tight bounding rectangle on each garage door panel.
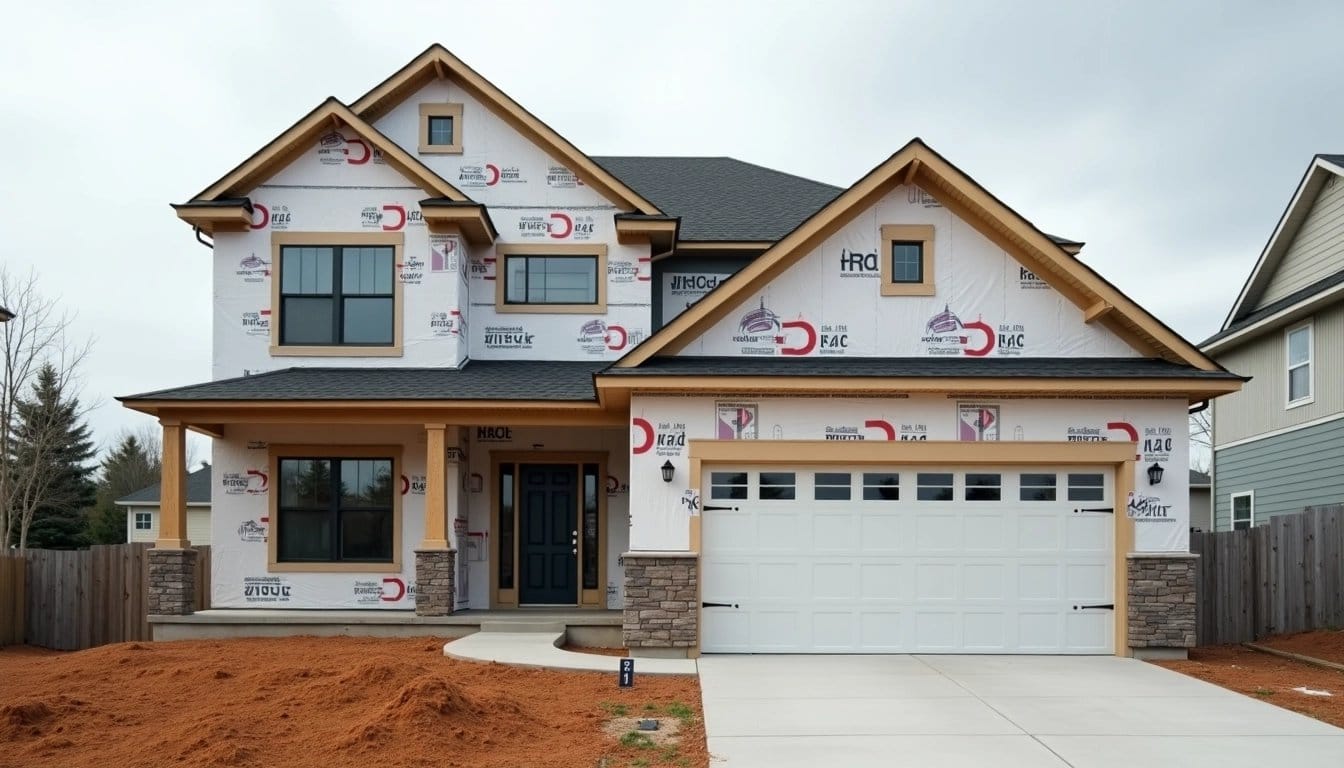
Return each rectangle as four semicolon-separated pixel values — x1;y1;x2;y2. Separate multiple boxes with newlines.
964;563;1007;600
812;512;859;552
757;562;801;600
963;512;1008;551
1017;514;1062;551
915;513;961;551
1065;515;1111;552
1018;562;1062;600
859;514;906;554
812;562;856;600
701;466;1114;654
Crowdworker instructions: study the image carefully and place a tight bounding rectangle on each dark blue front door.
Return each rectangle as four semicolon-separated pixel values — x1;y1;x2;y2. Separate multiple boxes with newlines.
519;464;578;604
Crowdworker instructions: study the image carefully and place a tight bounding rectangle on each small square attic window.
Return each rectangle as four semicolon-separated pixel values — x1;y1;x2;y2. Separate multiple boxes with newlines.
419;103;463;154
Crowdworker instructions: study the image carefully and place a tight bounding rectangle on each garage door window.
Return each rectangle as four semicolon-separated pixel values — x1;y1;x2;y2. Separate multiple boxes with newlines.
916;472;954;501
815;472;852;500
759;472;797;500
1067;473;1105;502
1020;473;1057;501
710;472;748;500
862;473;900;501
965;473;1001;501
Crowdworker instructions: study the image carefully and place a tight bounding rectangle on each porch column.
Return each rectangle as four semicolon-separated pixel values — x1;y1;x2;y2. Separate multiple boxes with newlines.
415;423;455;616
148;419;197;616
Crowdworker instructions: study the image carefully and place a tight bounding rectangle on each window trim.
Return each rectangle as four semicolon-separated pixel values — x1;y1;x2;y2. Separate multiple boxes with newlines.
1285;322;1313;408
418;102;464;154
269;232;405;357
494;243;608;314
879;224;935;296
134;511;153;531
1230;490;1255;531
267;444;403;573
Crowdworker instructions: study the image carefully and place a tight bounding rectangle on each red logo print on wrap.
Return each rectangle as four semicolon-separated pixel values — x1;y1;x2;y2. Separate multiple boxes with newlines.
381;578;406;602
733;299;817;355
924;305;996;356
249;203;270;230
631;417;654;454
317;131;370;165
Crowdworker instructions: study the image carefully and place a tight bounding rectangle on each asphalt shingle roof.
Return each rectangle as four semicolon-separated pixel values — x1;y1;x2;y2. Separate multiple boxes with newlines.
593;156;843;242
117;466;213;505
118;361;606;402
1189;470;1211;486
1201;266;1344;347
603;356;1244;380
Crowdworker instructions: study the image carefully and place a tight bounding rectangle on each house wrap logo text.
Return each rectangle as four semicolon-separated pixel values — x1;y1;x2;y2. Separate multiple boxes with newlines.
732;298;817;356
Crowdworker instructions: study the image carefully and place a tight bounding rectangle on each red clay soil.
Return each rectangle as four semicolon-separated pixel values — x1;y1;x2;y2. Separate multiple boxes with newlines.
1260;629;1344;665
1155;644;1344;728
0;637;706;768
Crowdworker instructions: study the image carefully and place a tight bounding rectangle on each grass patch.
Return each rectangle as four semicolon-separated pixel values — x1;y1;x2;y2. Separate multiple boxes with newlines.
1253;687;1275;697
630;760;650;768
664;701;695;723
600;701;630;717
619;731;656;749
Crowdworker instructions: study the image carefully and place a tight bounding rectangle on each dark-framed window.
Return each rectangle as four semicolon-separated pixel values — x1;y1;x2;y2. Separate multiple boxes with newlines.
916;472;954;501
815;472;852;501
891;241;924;283
134;511;152;530
427;115;455;146
1020;473;1057;502
582;463;600;590
710;471;748;500
503;255;598;305
862;472;900;501
279;245;394;346
759;472;796;500
1067;473;1105;502
965;473;1002;501
277;457;394;563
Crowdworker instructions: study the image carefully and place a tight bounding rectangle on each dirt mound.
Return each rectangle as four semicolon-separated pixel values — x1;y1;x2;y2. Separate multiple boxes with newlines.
0;636;705;768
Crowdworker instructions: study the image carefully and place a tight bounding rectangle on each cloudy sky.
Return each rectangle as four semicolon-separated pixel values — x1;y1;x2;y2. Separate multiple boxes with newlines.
2;0;1341;462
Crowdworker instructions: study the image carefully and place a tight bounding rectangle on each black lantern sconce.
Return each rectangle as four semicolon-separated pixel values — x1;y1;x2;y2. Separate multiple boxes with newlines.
1147;462;1164;486
660;460;675;483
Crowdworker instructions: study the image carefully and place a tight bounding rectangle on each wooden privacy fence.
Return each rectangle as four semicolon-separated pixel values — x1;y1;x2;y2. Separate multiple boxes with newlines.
0;555;24;646
0;543;211;651
1191;504;1344;645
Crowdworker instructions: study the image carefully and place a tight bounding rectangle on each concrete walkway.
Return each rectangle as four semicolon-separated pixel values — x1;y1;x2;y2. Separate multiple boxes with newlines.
443;630;697;675
698;654;1344;767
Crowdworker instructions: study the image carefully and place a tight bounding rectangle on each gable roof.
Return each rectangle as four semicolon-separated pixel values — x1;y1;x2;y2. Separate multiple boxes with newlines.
616;138;1222;371
593;157;842;241
1201;265;1344;349
1189;470;1211;488
351;44;660;215
183;98;471;205
1219;154;1344;330
116;466;212;506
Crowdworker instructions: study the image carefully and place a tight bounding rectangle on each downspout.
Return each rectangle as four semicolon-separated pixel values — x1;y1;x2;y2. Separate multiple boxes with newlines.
194;227;214;249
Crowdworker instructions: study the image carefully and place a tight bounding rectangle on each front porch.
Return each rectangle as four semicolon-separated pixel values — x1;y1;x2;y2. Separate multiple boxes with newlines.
149;607;624;646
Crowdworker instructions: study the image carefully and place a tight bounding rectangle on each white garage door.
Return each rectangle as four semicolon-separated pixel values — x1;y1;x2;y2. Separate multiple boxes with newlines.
700;467;1114;654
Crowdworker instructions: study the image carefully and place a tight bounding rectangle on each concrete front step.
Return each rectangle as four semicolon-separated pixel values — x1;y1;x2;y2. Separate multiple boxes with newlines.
478;620;566;634
444;631;698;675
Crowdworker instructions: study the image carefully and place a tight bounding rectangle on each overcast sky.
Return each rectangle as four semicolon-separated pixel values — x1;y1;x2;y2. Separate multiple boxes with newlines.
2;0;1341;463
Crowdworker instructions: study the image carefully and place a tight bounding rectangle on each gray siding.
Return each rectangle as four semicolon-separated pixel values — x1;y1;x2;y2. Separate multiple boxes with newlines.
1258;175;1344;307
1212;300;1344;444
1212;417;1344;530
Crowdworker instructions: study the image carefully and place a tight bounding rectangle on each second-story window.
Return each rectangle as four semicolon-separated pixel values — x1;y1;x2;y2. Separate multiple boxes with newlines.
495;244;608;313
280;245;394;346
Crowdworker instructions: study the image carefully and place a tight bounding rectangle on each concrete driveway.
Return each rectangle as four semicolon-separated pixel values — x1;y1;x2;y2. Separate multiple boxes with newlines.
697;655;1344;767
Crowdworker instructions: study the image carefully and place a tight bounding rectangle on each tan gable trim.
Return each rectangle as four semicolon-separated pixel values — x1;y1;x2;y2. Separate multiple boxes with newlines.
616;139;1220;371
187;98;470;206
351;44;661;215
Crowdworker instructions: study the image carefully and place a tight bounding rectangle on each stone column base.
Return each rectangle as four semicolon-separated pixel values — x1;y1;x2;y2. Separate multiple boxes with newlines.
1127;552;1197;651
622;552;697;651
148;548;198;616
415;549;455;616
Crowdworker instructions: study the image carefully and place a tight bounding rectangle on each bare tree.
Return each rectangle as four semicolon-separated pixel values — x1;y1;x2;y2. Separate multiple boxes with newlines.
1;268;93;551
1189;407;1212;475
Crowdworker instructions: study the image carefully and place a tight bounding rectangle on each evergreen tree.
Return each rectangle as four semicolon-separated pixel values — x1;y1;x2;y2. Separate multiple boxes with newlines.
7;363;96;549
87;433;162;545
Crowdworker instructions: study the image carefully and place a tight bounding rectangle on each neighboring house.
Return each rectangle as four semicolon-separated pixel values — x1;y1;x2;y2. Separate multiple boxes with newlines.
1202;155;1344;530
120;44;1242;658
117;466;213;544
1189;470;1211;532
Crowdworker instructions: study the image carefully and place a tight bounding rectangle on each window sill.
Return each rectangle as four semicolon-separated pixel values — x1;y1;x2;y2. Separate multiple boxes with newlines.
270;345;404;358
880;282;936;297
268;560;400;574
495;303;606;315
418;144;463;154
1286;396;1315;410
